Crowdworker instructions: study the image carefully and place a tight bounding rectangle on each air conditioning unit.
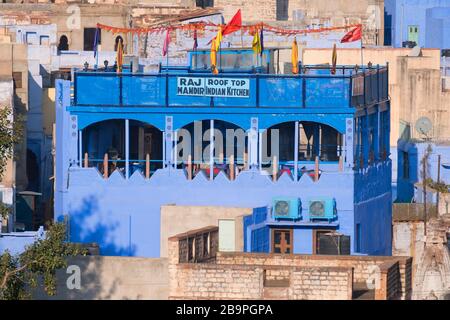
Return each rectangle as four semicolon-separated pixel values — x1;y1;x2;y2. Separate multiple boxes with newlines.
309;198;337;222
272;197;302;221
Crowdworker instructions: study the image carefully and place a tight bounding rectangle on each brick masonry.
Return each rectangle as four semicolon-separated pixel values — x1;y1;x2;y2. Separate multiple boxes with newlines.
168;231;412;300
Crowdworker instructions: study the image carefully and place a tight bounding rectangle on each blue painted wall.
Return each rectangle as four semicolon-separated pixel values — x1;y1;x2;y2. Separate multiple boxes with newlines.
397;141;450;203
55;62;392;258
385;0;450;48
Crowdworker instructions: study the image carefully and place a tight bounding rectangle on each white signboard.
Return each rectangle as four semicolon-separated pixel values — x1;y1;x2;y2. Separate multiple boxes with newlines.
177;77;250;98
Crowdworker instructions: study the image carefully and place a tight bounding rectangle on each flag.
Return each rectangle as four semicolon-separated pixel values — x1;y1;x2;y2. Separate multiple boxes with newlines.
163;29;170;56
213;27;222;52
331;43;337;75
93;27;99;58
193;29;198;50
221;9;242;36
341;25;362;43
291;38;298;74
207;9;241;45
252;29;262;55
260;27;264;57
116;38;123;73
210;40;218;75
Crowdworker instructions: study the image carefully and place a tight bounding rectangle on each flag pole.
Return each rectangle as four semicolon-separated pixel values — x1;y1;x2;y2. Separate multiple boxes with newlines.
166;29;169;73
360;26;364;69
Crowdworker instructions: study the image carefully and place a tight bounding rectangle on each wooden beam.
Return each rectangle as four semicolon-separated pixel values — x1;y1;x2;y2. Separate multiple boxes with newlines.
229;154;235;181
314;156;319;181
272;155;278;182
84;152;89;168
103;153;109;179
145;153;150;179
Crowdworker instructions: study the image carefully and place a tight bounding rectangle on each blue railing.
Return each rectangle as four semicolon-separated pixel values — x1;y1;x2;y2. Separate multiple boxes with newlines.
73;66;388;109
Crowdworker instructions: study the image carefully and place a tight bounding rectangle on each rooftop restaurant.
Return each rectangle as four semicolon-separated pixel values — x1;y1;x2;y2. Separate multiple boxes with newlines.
67;48;389;182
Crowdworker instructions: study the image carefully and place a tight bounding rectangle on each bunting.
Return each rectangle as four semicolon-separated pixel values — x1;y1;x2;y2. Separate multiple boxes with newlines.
95;22;362;37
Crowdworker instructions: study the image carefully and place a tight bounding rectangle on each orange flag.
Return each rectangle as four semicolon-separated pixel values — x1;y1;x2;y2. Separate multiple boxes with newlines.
291;38;298;74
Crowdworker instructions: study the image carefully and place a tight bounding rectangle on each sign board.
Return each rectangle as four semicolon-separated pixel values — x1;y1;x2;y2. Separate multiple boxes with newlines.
177;77;250;98
352;75;364;96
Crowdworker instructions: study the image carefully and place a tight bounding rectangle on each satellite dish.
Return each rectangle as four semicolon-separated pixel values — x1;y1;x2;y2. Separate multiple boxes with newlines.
415;117;433;136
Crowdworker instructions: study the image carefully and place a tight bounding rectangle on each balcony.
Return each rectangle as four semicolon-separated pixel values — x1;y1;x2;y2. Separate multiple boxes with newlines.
72;65;388;110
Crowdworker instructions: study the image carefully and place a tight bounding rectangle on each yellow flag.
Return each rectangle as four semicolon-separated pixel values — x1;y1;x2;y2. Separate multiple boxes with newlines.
116;38;123;73
214;27;222;52
252;29;261;55
210;40;218;75
291;38;298;74
331;43;337;74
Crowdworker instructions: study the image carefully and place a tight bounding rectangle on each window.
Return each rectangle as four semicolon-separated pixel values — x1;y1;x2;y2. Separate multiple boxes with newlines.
314;230;350;255
12;72;22;89
58;35;69;51
356;224;361;253
276;0;289;21
84;28;100;51
196;0;213;8
402;151;410;179
408;25;419;45
271;229;293;254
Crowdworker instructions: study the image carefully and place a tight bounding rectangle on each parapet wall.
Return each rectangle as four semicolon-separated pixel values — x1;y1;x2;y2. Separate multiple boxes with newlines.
216;252;411;300
168;230;412;300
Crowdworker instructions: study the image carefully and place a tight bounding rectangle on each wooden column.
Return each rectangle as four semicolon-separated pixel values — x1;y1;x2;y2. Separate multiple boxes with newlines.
272;155;278;182
187;154;193;180
339;155;344;172
103;153;109;179
145;153;150;179
229;154;235;181
243;152;248;170
314;156;319;181
84;152;89;168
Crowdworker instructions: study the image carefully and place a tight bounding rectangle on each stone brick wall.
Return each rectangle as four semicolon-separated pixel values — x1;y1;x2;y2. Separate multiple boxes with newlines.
289;267;352;300
215;252;412;300
169;229;412;300
169;234;354;300
170;262;352;300
376;261;402;300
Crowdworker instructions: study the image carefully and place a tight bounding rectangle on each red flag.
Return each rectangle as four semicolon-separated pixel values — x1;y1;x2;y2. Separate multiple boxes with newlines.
340;25;362;43
221;9;242;36
163;29;170;56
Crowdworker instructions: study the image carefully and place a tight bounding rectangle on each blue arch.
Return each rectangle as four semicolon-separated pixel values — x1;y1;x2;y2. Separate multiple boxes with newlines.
173;115;248;130
77;113;165;131
258;114;348;133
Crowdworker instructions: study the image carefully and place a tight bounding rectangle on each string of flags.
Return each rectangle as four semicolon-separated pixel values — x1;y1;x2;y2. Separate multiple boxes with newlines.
95;9;363;75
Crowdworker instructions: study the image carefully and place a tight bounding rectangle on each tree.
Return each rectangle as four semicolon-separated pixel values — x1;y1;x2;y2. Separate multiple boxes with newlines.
0;106;23;220
0;106;85;299
0;222;86;299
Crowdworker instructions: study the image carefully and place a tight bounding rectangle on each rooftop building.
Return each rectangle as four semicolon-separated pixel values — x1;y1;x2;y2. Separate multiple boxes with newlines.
54;47;392;257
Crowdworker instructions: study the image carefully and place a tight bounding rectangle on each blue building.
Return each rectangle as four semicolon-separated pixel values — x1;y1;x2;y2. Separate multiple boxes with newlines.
54;48;392;257
397;141;450;203
385;0;450;49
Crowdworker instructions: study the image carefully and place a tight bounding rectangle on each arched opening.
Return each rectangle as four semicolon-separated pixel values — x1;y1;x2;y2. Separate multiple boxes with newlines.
177;120;248;179
82;119;162;177
114;36;124;52
58;35;69;51
264;121;343;179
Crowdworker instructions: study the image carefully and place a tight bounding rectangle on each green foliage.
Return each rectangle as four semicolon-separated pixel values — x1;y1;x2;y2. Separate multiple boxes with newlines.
0;107;23;178
425;178;450;193
0;106;23;220
0;222;87;300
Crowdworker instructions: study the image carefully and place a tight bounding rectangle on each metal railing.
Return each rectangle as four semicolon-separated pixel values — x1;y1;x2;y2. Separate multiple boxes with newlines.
72;65;388;109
